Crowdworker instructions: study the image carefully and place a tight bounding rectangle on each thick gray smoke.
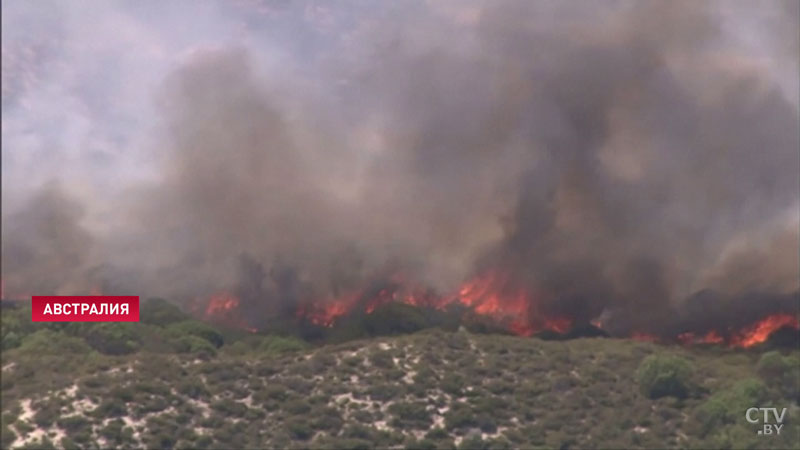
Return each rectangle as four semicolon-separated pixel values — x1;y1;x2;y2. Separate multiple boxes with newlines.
2;0;798;334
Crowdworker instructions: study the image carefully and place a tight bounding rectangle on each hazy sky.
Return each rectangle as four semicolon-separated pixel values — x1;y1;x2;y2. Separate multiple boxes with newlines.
2;0;796;220
1;1;797;324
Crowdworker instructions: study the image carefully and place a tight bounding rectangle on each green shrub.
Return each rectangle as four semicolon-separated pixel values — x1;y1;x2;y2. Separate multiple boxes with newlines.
58;415;91;434
18;329;91;355
79;323;141;355
1;427;16;449
472;396;509;419
693;378;768;437
388;401;432;429
312;407;343;431
369;349;395;369
139;298;189;325
286;418;313;440
407;438;438;450
98;418;135;445
477;414;497;433
135;380;171;397
1;303;42;350
351;409;375;424
756;351;799;400
342;424;375;440
16;419;35;435
442;374;465;396
254;384;288;406
2;331;22;350
485;436;513;450
335;438;374;450
136;396;168;414
167;320;224;348
486;379;515;395
258;335;309;354
178;379;210;399
445;403;478;431
363;303;430;336
17;437;57;449
174;335;217;357
636;354;694;399
212;399;248;417
283;376;313;394
780;354;800;400
756;351;787;379
367;383;403;401
284;399;312;415
425;427;450;441
92;398;128;417
458;433;486;450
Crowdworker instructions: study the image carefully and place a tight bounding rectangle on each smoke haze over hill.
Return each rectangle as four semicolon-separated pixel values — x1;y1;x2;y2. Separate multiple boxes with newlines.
2;0;798;336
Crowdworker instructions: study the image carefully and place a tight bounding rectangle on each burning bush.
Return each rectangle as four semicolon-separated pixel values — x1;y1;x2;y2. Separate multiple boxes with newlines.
636;354;694;399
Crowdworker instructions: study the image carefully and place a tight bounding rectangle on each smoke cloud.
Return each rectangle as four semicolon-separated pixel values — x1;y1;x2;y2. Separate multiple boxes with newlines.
2;0;798;334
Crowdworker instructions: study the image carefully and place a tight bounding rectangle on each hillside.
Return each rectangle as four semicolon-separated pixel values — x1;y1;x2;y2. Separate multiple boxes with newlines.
2;310;799;449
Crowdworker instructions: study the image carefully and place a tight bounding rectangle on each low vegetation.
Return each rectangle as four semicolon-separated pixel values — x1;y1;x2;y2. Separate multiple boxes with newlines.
636;354;695;399
1;299;798;449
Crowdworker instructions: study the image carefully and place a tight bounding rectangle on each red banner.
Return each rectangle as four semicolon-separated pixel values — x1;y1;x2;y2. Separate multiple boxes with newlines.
31;296;140;322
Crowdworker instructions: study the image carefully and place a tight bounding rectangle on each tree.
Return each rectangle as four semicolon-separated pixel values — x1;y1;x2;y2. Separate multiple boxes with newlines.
167;320;224;348
139;298;189;326
636;354;694;399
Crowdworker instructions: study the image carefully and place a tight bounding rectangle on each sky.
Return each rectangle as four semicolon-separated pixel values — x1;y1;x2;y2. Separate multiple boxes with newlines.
2;1;796;217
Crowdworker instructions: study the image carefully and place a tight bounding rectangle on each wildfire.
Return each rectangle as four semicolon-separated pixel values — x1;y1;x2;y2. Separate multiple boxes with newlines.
640;314;798;348
285;270;574;336
200;272;797;347
205;292;239;317
454;272;525;315
204;292;257;333
729;313;798;348
677;330;725;346
630;332;659;343
296;293;359;327
296;280;440;327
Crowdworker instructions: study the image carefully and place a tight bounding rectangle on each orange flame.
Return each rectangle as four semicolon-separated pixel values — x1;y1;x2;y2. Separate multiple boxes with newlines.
729;313;798;348
677;330;725;345
297;293;359;326
203;292;256;333
291;270;571;335
649;314;798;348
631;332;659;343
200;272;797;345
205;292;239;317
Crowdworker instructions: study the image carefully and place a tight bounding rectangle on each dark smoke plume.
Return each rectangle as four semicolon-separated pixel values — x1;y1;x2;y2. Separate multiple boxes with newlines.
2;184;94;296
2;0;798;334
